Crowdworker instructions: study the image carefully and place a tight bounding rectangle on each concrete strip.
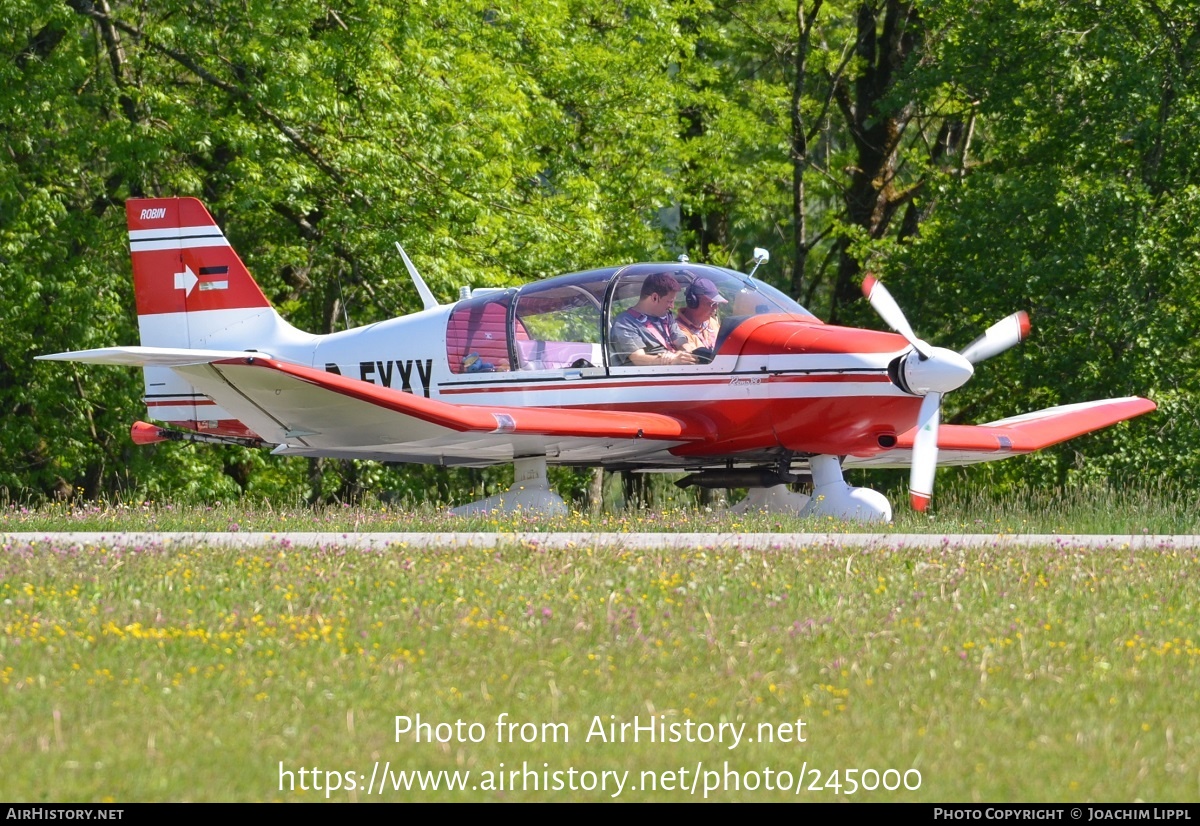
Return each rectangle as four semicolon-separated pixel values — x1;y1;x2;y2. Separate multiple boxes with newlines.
2;532;1198;550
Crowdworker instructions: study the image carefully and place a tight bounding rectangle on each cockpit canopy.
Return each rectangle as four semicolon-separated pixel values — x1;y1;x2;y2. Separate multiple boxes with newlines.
445;263;817;374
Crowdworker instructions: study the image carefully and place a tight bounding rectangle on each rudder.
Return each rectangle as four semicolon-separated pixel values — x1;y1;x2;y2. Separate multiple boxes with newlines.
126;197;292;439
128;197;271;332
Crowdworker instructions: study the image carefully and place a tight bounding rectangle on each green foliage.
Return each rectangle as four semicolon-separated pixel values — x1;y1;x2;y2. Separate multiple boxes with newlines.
0;0;1194;504
0;0;696;503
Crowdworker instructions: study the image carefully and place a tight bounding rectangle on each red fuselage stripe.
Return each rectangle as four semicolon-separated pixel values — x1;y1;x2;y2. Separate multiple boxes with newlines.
439;372;893;395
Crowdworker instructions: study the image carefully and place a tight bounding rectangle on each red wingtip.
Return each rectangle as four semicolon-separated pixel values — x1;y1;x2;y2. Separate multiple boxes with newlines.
130;421;168;445
1016;310;1032;341
910;492;931;512
861;274;878;298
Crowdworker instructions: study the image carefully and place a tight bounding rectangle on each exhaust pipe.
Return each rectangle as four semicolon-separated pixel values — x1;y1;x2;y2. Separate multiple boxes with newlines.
129;421;264;448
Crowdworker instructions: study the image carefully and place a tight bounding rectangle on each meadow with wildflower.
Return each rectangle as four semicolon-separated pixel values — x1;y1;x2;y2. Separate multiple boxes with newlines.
1;531;1197;801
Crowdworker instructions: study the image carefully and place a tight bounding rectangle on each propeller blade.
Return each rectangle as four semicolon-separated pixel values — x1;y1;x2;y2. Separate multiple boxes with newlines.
861;275;933;359
960;311;1031;365
910;391;942;512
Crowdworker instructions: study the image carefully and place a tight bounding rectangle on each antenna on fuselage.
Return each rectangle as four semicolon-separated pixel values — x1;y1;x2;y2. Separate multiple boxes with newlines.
746;247;769;282
395;242;440;311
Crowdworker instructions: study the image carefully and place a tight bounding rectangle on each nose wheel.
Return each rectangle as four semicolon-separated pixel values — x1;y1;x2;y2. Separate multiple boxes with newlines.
733;455;892;523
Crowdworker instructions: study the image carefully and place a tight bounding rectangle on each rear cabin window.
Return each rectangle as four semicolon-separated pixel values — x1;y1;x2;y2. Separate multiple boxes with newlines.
445;291;523;374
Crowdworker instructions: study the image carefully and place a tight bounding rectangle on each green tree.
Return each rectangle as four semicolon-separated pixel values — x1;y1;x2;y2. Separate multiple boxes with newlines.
1;0;696;502
674;1;973;323
887;0;1200;487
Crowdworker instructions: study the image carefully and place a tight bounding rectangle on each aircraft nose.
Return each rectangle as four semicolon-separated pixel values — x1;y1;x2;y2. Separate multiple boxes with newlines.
902;346;974;396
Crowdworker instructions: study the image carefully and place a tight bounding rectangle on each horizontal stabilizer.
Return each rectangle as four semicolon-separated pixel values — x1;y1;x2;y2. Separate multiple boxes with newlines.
37;346;273;367
846;396;1156;468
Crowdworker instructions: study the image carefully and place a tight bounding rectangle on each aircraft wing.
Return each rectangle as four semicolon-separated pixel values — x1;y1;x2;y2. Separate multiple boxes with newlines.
168;356;705;466
844;397;1156;468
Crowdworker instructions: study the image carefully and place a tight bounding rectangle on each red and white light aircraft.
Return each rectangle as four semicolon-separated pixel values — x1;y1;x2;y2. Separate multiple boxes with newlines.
40;197;1155;522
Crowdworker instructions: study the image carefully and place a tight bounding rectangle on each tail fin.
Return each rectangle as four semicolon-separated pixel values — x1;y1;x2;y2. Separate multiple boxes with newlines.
127;197;309;438
128;197;273;338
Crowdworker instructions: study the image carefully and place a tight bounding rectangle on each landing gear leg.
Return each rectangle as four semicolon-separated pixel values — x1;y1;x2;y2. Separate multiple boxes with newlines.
800;455;892;523
448;456;568;517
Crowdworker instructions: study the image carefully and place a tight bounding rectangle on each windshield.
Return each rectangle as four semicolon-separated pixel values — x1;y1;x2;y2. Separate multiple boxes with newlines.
731;274;819;320
609;263;816;321
605;263;819;367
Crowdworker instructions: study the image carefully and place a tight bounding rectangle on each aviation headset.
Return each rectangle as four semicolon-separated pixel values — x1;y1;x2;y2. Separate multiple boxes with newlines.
684;279;703;309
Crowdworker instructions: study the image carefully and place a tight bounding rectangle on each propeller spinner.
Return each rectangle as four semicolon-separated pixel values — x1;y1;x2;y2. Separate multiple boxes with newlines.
861;275;1030;512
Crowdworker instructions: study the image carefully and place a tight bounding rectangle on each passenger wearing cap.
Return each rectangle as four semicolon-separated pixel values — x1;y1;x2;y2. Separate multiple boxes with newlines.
677;276;728;353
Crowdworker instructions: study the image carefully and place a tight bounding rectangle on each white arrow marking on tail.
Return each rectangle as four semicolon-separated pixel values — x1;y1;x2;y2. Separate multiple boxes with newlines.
174;265;198;296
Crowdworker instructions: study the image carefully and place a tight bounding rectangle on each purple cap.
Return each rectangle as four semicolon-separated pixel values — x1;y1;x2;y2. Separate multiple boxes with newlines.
688;277;728;304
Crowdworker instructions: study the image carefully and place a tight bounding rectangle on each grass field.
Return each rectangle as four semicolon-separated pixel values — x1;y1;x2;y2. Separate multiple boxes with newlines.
2;516;1198;800
1;480;1198;535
